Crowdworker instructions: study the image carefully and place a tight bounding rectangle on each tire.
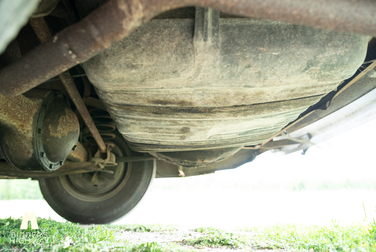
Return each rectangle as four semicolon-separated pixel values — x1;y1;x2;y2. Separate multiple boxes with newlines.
38;135;155;224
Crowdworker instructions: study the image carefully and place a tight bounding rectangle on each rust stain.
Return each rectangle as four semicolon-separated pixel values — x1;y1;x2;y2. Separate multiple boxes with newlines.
0;92;45;161
29;18;51;43
3;127;34;164
60;71;107;152
0;93;41;141
48;108;79;139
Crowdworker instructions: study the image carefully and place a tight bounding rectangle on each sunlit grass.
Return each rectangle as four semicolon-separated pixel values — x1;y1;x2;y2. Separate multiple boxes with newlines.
246;220;376;251
0;217;130;251
107;223;178;233
0;218;375;251
131;242;193;252
183;227;246;248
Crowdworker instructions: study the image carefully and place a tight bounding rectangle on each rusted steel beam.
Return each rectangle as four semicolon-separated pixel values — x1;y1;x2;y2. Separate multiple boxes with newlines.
59;71;107;152
30;17;107;153
0;161;110;179
29;17;51;43
0;0;376;96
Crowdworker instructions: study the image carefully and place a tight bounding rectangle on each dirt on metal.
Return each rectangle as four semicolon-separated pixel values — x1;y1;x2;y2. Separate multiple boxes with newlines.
67;142;89;163
0;0;376;96
0;94;42;161
28;17;107;153
48;108;80;139
59;71;107;152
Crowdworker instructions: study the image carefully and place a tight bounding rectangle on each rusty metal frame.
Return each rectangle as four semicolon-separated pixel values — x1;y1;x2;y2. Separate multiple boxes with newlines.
1;0;376;96
0;155;156;179
30;17;107;152
0;161;106;179
0;161;116;179
59;71;107;152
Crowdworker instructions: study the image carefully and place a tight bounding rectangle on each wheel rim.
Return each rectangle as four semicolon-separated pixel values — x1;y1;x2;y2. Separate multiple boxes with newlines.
59;141;132;202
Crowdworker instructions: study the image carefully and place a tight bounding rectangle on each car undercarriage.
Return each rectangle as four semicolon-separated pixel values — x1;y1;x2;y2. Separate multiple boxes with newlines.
0;0;376;223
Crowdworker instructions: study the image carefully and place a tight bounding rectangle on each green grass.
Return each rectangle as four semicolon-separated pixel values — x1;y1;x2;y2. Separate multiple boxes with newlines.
131;242;165;252
107;224;178;233
131;242;192;252
246;220;376;251
183;226;246;248
0;217;131;251
1;218;376;251
0;218;186;252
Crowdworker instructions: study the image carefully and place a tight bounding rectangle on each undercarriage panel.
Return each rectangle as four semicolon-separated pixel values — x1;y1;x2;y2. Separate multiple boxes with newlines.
83;15;369;152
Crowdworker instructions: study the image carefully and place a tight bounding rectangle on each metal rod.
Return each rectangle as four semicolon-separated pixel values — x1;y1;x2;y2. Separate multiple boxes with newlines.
0;161;111;179
46;74;87;83
333;60;376;100
116;156;156;163
59;72;107;152
29;17;107;153
29;17;51;43
1;0;376;96
83;97;107;111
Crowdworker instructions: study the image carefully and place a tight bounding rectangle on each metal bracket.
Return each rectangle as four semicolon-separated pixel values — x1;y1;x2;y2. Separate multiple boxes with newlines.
280;132;314;146
194;7;220;71
91;144;117;169
194;7;220;45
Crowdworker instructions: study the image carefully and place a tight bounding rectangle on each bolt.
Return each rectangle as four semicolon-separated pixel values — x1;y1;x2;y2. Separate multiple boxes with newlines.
49;164;53;169
59;161;63;166
40;152;45;157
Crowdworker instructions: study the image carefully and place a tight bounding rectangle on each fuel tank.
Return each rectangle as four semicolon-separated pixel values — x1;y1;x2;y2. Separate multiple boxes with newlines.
82;8;369;153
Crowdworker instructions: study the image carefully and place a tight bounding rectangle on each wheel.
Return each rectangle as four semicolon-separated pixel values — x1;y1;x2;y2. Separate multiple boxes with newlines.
38;135;155;224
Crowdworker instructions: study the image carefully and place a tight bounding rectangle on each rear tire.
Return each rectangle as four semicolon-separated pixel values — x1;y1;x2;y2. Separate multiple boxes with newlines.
39;136;155;224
